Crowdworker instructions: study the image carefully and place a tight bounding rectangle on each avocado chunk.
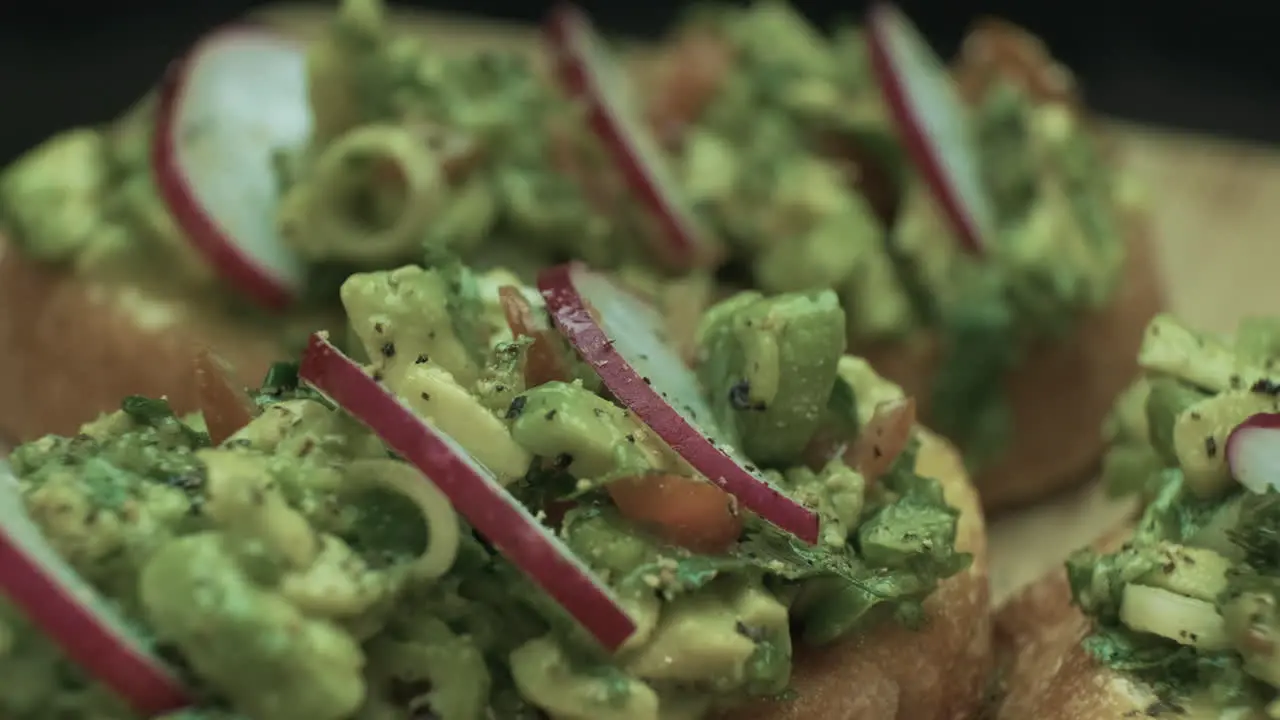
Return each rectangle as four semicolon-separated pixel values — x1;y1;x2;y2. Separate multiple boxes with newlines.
1105;378;1151;445
560;508;661;579
696;290;846;466
507;382;667;482
1144;378;1209;466
1118;583;1230;651
623;580;789;687
365;616;490;720
139;534;366;720
510;636;659;720
1100;442;1163;498
341;264;489;387
1137;542;1231;603
0;128;111;262
1138;314;1262;393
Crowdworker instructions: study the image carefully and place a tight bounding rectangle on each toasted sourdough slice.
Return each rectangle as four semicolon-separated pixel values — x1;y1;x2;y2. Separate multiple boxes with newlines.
990;525;1235;720
735;429;991;720
862;212;1164;513
0;234;300;443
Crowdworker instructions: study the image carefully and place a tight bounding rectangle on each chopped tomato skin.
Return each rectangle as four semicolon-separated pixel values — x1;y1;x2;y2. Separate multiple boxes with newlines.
194;349;259;445
499;285;539;336
642;30;735;148
498;285;574;386
844;396;917;482
606;473;743;554
954;19;1079;110
803;397;918;478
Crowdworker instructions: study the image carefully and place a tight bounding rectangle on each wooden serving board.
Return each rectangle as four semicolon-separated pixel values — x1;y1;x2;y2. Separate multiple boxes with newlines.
261;3;1280;603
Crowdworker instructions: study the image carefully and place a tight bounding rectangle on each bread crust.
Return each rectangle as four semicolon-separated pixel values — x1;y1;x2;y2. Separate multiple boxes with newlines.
861;215;1164;513
991;524;1170;720
731;429;991;720
0;234;291;442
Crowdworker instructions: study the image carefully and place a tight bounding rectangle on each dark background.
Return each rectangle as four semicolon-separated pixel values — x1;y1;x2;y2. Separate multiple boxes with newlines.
2;0;1278;164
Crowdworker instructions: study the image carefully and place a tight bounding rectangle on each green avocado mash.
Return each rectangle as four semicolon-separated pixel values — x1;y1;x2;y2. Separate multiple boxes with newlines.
1069;314;1280;716
0;259;968;719
0;0;676;324
0;0;1129;469
666;0;1131;465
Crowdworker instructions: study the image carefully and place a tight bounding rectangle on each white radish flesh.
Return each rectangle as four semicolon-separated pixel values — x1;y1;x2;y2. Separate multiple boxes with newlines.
537;263;820;544
865;3;995;255
153;27;310;310
544;5;723;270
1226;411;1280;493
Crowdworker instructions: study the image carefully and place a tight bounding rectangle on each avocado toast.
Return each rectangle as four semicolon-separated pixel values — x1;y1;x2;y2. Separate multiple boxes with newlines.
0;258;989;719
0;0;679;445
993;313;1280;719
630;3;1164;511
0;1;1163;517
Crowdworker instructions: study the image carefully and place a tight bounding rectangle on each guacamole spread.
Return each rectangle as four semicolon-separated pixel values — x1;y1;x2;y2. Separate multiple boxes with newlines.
1069;314;1280;716
0;0;678;316
662;1;1130;464
0;259;969;719
0;0;1129;469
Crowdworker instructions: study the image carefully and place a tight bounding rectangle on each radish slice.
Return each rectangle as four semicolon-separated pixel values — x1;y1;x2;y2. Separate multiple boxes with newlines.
154;27;310;310
0;461;190;715
537;263;821;544
297;334;637;651
865;3;995;255
1226;412;1280;493
544;4;724;270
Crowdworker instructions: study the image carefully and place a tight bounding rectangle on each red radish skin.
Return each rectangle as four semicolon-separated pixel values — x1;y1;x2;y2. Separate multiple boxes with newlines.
0;462;190;715
544;4;724;270
537;263;821;544
866;3;995;255
298;334;637;651
1226;412;1280;494
154;27;310;310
